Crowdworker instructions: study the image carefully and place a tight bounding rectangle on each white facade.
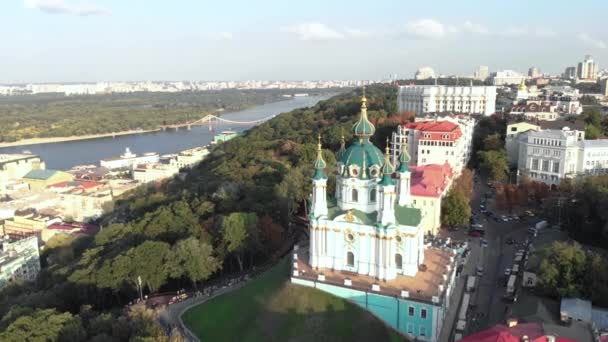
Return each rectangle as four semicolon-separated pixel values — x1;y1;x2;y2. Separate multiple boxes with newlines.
176;147;209;168
398;85;496;116
474;66;489;81
100;148;159;170
492;70;526;86
132;163;180;183
0;236;40;288
577;55;598;80
515;128;604;185
0;154;45;192
390;116;475;176
415;67;436;80
309;96;425;282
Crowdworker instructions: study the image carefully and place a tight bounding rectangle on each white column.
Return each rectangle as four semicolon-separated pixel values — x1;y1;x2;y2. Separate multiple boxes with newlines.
310;227;317;267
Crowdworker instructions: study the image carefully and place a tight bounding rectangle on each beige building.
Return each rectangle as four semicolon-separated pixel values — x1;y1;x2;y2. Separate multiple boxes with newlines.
2;212;61;240
59;190;113;222
0;154;45;191
133;163;180;183
21;170;74;191
176;147;209;168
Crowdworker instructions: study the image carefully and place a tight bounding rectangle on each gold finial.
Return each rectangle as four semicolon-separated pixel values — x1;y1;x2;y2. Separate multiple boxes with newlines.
361;86;367;108
385;137;390;155
345;210;354;222
317;133;322;151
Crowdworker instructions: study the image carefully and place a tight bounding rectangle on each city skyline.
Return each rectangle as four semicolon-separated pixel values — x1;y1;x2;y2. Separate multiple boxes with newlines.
3;0;608;83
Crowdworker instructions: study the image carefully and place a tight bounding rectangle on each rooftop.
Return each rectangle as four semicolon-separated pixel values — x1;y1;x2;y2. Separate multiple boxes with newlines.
293;245;454;304
410;163;453;198
404;121;463;141
326;198;422;228
0;154;41;168
22;169;61;180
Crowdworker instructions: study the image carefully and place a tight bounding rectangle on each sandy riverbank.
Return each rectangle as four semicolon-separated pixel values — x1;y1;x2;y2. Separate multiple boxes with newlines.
0;129;161;148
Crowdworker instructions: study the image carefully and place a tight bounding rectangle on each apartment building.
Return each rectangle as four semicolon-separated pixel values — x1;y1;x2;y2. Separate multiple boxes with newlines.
398;85;496;116
0;236;40;288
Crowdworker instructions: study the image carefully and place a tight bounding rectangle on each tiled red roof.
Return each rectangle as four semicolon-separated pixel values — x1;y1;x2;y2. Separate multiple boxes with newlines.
47;222;99;235
459;323;543;342
410;163;453;198
48;180;104;189
403;121;462;141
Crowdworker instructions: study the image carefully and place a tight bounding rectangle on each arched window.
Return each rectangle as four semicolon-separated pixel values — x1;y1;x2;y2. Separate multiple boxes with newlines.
370;189;376;202
395;254;403;269
347;252;355;267
352;189;358;202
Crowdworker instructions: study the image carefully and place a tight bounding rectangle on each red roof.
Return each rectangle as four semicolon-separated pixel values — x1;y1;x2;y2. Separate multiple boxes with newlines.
410;163;453;198
459;323;576;342
404;121;463;141
47;222;99;235
48;180;104;189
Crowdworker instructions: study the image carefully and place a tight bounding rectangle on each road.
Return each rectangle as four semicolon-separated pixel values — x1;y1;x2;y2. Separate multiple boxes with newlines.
439;177;534;339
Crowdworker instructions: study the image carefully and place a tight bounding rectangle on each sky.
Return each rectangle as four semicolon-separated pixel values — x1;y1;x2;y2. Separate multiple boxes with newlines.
2;0;608;83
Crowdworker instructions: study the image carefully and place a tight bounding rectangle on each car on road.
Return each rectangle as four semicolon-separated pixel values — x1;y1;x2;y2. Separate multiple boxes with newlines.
501;215;509;222
471;223;483;229
504;268;511;277
469;230;482;237
476;266;484;276
480;204;486;210
480;239;489;247
506;237;515;245
525;210;535;217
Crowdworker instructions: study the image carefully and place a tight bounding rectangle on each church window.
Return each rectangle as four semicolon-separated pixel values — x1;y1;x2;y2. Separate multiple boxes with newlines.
346;252;354;267
370;189;376;202
352;189;358;202
395;254;403;269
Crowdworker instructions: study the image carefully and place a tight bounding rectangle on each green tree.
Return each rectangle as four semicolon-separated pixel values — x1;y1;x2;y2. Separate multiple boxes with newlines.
221;212;258;271
538;242;587;298
167;237;221;290
483;133;504;151
127;241;171;293
0;309;81;342
478;150;509;182
441;189;471;228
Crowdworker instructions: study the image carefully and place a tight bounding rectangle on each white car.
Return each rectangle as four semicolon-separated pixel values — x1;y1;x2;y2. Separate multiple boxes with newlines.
504;268;511;277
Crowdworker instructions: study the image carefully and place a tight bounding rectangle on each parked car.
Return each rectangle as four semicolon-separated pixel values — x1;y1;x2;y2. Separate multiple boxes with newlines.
480;239;489;247
469;230;482;237
471;223;483;229
525;210;535;217
476;266;484;276
504;268;511;277
506;238;515;245
501;215;509;222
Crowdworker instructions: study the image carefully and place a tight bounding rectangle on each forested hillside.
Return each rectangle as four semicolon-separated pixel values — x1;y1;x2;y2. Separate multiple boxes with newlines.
0;84;409;340
0;89;334;142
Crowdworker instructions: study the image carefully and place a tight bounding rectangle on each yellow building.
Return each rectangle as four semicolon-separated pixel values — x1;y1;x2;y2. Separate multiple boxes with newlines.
3;212;60;239
0;154;45;191
21;170;74;191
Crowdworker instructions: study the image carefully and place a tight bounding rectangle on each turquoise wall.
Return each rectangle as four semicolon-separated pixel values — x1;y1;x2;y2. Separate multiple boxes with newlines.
293;278;438;341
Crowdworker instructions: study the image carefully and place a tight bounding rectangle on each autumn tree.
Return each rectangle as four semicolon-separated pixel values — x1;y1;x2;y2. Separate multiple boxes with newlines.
441;189;471;228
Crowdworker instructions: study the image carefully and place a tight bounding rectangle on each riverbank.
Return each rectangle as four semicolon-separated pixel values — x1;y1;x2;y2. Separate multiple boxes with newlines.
0;129;161;148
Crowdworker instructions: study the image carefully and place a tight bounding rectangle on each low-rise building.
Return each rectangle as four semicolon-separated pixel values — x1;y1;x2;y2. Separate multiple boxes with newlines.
515;127;608;186
132;162;180;184
0;154;46;192
41;222;99;243
510;103;560;121
21;169;74;191
492;70;526;86
59;189;113;222
397;85;496;116
0;236;40;288
176;147;209;168
2;210;61;240
410;164;453;235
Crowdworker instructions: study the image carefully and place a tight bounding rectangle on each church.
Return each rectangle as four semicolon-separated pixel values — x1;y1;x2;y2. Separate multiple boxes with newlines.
309;92;426;281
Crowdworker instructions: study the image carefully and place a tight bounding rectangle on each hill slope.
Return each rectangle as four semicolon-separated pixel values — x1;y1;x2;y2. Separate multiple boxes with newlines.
182;258;406;341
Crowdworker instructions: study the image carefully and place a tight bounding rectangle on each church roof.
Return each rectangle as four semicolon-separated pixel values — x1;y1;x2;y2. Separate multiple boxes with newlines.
352;93;375;138
404;121;463;142
340;139;384;176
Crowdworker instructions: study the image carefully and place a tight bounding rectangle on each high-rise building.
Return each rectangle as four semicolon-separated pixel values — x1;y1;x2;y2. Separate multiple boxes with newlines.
563;67;576;80
474;66;489;81
492;70;526;86
602;78;608;97
577;55;598;80
397;85;497;116
415;66;436;80
528;67;541;79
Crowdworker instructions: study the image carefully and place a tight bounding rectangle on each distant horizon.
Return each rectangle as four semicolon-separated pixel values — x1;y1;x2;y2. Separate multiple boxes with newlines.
2;0;607;83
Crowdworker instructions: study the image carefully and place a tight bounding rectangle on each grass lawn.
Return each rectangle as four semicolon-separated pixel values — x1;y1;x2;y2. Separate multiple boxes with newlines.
182;257;406;342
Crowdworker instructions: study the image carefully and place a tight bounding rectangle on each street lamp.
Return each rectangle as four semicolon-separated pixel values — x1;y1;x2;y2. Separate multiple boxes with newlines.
137;275;143;302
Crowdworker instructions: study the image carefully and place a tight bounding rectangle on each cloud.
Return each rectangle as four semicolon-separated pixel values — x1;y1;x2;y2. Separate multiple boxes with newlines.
24;0;110;16
534;28;557;38
462;21;489;34
579;33;607;49
404;19;446;39
287;23;344;41
216;32;233;41
343;27;372;39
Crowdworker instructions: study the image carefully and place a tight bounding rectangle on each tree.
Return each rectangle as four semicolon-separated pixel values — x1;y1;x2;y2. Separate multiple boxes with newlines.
483;133;504;151
0;309;82;342
441;189;471;228
453;168;474;199
478;150;509;182
538;242;587;298
167;237;221;290
221;212;259;271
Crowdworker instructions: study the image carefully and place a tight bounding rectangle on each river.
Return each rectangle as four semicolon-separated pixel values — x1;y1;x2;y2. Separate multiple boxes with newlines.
0;95;331;170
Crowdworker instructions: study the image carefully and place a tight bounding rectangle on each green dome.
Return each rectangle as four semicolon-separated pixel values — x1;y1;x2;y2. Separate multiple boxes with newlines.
352;96;375;138
378;146;396;186
397;144;411;173
340;139;384;178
